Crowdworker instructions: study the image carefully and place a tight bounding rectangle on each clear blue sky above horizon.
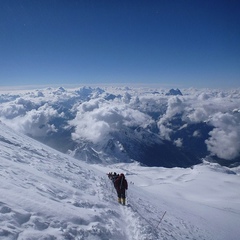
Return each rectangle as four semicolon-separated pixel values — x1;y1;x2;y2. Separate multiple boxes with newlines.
0;0;239;89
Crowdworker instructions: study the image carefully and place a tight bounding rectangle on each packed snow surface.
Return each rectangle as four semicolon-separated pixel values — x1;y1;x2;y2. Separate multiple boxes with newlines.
0;121;240;240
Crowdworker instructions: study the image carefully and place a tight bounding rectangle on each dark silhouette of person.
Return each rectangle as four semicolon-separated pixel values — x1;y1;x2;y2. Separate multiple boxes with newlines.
114;173;128;205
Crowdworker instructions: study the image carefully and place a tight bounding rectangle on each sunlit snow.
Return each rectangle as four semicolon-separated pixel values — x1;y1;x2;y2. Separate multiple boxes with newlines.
0;120;240;239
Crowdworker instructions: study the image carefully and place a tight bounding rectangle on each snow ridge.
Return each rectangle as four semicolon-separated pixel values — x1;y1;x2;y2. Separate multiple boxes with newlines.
0;122;162;239
1;121;240;239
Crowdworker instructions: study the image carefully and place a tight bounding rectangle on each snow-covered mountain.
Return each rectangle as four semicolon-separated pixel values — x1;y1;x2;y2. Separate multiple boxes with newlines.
165;88;183;96
1;86;240;167
1;121;240;239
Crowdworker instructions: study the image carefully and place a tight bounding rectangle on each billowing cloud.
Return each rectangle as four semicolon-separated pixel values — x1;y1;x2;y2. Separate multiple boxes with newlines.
205;112;240;160
153;89;240;160
1;103;61;137
69;98;154;144
157;96;186;139
0;86;240;161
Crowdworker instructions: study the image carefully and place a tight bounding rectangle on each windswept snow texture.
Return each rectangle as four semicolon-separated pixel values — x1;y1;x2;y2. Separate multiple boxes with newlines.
0;86;240;167
0;122;240;239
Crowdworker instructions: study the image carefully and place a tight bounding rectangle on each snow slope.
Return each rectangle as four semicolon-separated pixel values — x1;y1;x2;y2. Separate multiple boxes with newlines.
0;121;240;240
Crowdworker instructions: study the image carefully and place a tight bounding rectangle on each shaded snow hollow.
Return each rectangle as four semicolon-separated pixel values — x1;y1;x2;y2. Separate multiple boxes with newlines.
0;122;240;240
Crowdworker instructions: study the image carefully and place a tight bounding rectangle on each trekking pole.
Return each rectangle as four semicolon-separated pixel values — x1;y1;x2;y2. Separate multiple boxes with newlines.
126;190;128;205
156;211;166;228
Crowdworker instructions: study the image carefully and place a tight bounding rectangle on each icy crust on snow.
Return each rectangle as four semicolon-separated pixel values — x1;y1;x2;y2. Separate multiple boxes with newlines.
1;121;240;239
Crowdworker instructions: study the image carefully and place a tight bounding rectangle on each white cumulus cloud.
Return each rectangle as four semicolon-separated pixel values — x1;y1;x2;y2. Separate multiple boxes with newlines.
69;98;153;144
205;112;240;160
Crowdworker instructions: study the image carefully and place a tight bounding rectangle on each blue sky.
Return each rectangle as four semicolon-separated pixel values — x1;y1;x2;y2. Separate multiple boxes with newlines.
0;0;239;88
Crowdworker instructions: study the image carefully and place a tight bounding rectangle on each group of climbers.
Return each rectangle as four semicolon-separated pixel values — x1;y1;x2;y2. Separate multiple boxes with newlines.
107;172;128;205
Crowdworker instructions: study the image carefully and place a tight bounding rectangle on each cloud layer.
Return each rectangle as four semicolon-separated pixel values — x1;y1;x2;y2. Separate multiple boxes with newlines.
0;86;240;162
70;98;153;144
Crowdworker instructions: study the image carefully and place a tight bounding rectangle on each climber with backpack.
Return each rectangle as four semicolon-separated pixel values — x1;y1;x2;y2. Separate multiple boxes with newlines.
114;173;128;205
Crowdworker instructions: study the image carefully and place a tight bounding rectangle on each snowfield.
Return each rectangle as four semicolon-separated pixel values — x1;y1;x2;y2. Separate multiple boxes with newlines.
0;121;240;240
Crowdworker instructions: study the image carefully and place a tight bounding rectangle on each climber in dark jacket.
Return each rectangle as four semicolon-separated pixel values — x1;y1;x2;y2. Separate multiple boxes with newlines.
114;173;128;205
112;172;119;183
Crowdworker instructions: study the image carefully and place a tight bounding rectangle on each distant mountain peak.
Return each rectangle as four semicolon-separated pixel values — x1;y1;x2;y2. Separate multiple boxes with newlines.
166;88;183;96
